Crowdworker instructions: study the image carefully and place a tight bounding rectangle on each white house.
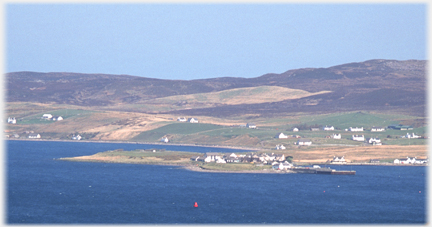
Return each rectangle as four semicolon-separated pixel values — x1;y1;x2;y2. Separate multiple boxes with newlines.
72;135;82;140
297;139;312;146
352;135;365;141
161;137;169;143
272;161;293;170
216;157;226;163
349;127;364;132
177;117;187;122
275;132;288;139
368;137;381;144
414;158;428;164
53;116;63;121
42;114;53;119
331;156;346;164
292;128;299;132
7;117;16;124
332;134;341;139
188;118;199;123
275;144;286;150
28;133;41;139
323;125;334;131
371;127;385;132
246;123;256;129
204;152;221;162
405;133;421;139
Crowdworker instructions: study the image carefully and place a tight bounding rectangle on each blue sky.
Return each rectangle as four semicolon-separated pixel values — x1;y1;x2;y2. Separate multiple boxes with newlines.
6;3;426;80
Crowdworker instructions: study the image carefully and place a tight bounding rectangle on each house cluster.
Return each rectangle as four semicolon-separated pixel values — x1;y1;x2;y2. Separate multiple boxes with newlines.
191;152;288;166
42;114;63;121
177;117;199;123
393;157;428;164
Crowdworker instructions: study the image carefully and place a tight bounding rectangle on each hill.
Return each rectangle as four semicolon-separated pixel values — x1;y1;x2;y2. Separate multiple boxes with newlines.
6;59;426;117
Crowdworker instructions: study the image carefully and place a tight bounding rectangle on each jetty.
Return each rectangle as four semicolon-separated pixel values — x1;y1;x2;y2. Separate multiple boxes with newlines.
292;167;356;175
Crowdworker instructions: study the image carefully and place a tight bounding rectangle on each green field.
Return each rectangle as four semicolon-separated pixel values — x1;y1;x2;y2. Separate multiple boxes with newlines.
132;123;224;142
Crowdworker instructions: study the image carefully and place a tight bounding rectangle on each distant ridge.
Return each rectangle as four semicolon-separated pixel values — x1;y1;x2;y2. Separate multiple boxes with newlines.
6;59;426;117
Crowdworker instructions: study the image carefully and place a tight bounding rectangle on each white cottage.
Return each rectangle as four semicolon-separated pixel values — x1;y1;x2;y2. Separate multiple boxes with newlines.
331;156;346;164
72;135;82;140
7;117;16;124
42;114;53;119
297;139;312;146
28;133;41;139
275;144;286;150
352;135;365;141
368;137;381;144
332;134;341;139
323;126;334;131
275;133;288;139
204;152;221;162
371;127;385;132
188;118;199;123
246;123;257;129
349;127;364;132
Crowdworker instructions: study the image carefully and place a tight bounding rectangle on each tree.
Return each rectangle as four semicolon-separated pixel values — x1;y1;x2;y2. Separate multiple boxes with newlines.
286;156;293;162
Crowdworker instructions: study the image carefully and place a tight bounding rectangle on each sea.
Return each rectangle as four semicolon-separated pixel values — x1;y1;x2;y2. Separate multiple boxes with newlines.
6;140;427;224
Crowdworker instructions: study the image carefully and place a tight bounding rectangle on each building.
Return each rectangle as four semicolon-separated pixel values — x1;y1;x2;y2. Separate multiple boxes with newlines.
72;135;82;140
352;135;365;141
53;116;63;121
161;137;169;143
331;156;346;164
349;127;364;132
8;117;16;124
42;114;53;119
297;139;312;146
28;133;41;139
371;127;385;132
177;117;187;122
246;123;256;129
275;144;286;150
188;118;199;123
368;137;381;144
370;159;380;163
394;157;416;164
292;128;299;132
332;134;341;139
204;152;221;162
388;125;413;130
275;133;288;139
323;126;334;131
405;133;421;139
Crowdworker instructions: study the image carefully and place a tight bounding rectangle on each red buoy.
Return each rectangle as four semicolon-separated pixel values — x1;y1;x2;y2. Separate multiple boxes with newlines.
194;202;198;207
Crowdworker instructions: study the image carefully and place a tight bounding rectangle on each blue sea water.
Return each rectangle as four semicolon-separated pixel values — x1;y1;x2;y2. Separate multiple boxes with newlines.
6;140;427;224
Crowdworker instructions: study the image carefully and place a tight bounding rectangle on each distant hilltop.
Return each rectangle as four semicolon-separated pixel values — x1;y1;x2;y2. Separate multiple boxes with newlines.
6;59;426;117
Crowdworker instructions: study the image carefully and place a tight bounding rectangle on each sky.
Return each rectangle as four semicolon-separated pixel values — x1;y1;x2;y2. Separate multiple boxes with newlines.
5;3;427;80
